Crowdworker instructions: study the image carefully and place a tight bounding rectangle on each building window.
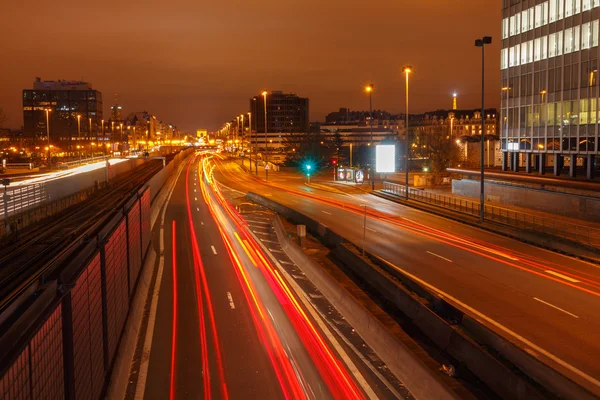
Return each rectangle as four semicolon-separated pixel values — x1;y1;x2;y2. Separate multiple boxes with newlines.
594;20;599;46
583;0;592;11
521;42;529;64
502;18;509;39
582;22;592;49
542;36;548;59
550;0;558;22
521;10;529;32
564;27;574;54
534;38;542;61
510;15;516;36
501;48;508;69
574;25;581;51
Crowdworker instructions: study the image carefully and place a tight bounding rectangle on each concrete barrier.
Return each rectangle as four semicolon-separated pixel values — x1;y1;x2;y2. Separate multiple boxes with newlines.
271;216;459;400
247;191;594;400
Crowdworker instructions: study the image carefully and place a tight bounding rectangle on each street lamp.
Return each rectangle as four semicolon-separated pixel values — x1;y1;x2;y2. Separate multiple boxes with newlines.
403;66;412;200
88;117;92;158
365;84;374;190
248;111;255;175
77;114;82;161
119;122;124;155
475;36;492;223
101;119;105;155
262;90;268;181
45;108;51;166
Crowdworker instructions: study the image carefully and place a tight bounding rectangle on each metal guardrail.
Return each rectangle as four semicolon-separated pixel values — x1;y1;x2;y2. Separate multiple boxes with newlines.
383;181;600;248
58;155;111;168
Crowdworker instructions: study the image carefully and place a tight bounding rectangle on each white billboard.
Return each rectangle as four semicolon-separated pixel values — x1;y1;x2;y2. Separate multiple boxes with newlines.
376;145;395;173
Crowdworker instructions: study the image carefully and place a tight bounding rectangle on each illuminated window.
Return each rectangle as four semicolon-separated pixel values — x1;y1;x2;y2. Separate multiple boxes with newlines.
564;27;573;54
542;36;548;59
594;20;599;46
574;25;581;51
534;38;542;61
582;22;592;49
584;0;592;11
501;48;509;69
502;18;509;39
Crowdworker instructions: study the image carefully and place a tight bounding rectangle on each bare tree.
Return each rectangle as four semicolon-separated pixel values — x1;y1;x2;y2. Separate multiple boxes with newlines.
418;123;460;183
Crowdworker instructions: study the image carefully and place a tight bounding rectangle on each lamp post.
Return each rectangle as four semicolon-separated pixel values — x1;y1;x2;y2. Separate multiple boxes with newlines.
119;122;124;156
88;117;92;157
475;36;492;223
262;90;268;181
402;66;412;200
240;113;245;167
248;111;255;175
45;108;51;166
365;84;374;190
101;119;105;155
77;114;82;161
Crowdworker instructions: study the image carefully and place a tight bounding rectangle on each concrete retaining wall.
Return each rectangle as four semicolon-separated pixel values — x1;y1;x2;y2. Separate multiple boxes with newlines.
453;178;600;222
248;191;595;400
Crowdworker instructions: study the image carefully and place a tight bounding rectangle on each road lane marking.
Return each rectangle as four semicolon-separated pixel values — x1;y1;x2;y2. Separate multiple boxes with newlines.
545;270;580;283
227;292;235;309
322;211;332;215
211;246;217;255
426;251;453;263
365;227;377;233
197;207;200;212
268;248;284;254
252;231;271;236
290;200;299;203
195;197;198;201
533;297;579;319
194;189;197;192
201;222;204;226
260;239;278;244
374;254;600;390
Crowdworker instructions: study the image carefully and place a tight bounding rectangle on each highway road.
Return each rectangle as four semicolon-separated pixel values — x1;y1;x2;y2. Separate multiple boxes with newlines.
133;153;390;399
212;157;600;396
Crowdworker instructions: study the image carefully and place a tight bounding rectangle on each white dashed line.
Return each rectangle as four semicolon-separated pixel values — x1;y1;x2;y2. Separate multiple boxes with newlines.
365;227;377;233
426;251;453;263
322;211;332;215
197;207;200;212
227;292;236;309
195;197;198;201
211;246;217;255
534;297;579;318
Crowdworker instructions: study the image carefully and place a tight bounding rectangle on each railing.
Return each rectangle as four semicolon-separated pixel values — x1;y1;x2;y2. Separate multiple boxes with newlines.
58;155;111;169
382;181;600;248
2;163;34;170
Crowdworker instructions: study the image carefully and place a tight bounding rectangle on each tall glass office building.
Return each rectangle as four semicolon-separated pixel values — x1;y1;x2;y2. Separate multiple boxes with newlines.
501;0;599;178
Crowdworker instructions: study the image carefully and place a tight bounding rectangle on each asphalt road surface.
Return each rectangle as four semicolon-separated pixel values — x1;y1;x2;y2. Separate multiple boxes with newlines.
134;154;391;399
212;156;600;396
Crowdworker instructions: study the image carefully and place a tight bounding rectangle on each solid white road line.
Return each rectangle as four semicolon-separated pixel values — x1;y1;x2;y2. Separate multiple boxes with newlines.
322;210;332;215
227;292;236;310
211;246;217;255
365;227;377;233
374;255;600;391
533;297;579;319
545;270;580;283
426;251;453;263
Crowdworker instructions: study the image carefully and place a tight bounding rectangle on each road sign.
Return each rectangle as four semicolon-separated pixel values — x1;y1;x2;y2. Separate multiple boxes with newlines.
265;164;270;170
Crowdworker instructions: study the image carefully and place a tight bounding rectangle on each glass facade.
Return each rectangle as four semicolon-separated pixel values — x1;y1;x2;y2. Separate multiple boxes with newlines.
501;0;600;161
23;88;103;151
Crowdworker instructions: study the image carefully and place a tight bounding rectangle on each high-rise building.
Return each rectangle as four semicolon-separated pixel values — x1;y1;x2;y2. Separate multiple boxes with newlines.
23;77;103;153
249;91;309;149
501;0;599;179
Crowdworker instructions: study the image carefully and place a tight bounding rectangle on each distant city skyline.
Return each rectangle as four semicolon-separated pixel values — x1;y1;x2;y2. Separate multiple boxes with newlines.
1;1;500;132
